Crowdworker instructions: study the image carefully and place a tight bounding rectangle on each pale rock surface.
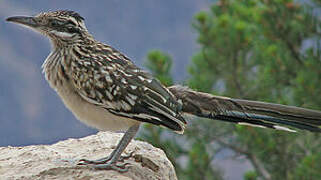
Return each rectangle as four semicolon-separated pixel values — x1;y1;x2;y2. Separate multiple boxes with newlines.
0;132;177;180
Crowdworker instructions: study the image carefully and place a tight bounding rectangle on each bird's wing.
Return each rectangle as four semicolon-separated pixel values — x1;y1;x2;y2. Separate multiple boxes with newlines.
169;85;321;132
70;51;186;133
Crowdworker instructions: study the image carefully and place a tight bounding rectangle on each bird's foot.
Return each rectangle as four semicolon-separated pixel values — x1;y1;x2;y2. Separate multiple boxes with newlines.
77;151;134;172
93;161;130;172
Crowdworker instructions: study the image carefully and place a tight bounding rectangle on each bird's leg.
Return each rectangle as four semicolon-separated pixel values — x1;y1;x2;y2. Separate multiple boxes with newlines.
78;124;140;171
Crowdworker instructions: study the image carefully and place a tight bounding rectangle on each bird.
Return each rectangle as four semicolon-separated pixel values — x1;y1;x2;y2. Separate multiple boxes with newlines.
6;10;321;172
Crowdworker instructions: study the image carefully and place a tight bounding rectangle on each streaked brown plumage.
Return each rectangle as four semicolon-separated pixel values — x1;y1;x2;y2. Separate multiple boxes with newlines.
6;10;321;171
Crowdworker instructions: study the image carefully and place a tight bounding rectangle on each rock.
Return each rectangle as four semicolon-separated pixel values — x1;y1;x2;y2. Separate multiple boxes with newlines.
0;132;177;180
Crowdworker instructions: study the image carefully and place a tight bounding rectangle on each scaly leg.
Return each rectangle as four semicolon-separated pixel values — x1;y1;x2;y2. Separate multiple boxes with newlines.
78;124;140;172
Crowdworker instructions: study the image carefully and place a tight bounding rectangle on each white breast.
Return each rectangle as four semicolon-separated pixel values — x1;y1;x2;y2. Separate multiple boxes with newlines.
56;82;139;131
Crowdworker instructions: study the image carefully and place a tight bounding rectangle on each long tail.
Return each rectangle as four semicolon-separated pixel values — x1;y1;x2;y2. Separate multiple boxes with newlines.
168;85;321;133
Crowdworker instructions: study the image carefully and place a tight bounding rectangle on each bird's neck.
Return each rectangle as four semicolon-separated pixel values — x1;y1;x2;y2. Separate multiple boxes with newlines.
43;32;103;90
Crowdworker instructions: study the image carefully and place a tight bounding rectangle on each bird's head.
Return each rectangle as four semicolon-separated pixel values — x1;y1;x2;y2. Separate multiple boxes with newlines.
6;10;92;47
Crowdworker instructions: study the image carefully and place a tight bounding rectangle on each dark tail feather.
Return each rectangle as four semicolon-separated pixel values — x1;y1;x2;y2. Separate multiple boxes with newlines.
169;85;321;133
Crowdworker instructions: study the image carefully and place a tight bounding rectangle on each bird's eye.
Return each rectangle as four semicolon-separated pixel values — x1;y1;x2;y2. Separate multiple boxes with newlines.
67;20;77;26
49;20;62;27
66;26;78;33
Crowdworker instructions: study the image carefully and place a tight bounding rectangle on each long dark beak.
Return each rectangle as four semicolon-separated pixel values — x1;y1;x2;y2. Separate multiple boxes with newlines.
6;16;38;28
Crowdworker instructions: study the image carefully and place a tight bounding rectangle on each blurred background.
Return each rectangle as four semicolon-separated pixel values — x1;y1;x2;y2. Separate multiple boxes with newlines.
1;0;321;179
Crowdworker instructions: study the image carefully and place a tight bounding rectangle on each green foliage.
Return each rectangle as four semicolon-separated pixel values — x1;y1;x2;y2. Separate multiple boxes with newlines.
293;154;321;180
244;171;258;180
141;0;321;179
145;50;173;86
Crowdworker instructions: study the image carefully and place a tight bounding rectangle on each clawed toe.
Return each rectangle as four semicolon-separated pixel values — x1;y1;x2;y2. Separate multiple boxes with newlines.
78;156;111;165
77;151;134;172
94;162;131;172
78;159;131;172
119;151;134;162
77;159;95;165
78;151;134;165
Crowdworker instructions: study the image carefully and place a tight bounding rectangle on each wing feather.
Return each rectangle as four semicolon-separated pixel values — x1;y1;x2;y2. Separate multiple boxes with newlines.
70;49;186;133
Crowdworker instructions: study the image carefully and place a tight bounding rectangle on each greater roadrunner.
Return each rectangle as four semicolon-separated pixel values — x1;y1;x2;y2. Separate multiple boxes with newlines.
6;10;321;171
